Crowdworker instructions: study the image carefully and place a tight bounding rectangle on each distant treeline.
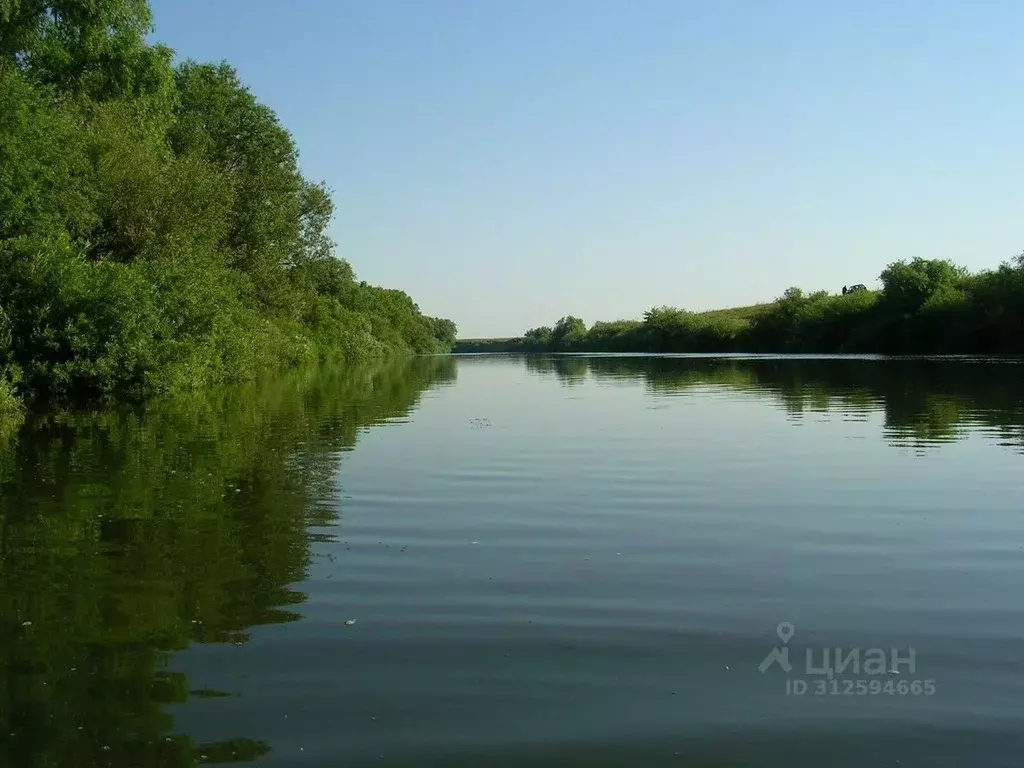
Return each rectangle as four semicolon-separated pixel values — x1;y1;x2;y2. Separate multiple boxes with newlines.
0;1;455;421
455;257;1024;355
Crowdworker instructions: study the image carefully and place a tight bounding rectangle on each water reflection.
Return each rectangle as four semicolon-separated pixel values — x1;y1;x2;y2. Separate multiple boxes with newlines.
0;358;455;767
3;353;1023;767
523;355;1024;451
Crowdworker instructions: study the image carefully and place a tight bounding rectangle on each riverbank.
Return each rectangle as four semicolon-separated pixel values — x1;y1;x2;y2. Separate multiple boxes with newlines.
0;1;455;410
456;257;1024;356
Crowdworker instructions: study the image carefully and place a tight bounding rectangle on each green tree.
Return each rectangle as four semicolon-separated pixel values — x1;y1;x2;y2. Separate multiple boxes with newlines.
427;317;458;348
880;258;968;315
523;326;554;348
551;316;586;350
0;73;95;241
1;0;173;102
169;61;304;312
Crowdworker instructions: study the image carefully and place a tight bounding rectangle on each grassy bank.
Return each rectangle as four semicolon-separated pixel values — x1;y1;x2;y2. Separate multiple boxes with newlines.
0;1;455;408
455;257;1024;355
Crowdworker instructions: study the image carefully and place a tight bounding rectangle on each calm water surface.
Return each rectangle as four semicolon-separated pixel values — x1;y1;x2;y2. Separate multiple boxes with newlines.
2;355;1023;767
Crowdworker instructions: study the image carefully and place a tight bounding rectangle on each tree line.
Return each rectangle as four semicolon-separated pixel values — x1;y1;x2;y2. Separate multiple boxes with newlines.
0;0;456;421
467;256;1024;355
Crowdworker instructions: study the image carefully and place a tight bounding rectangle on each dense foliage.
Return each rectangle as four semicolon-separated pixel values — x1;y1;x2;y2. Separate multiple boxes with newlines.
469;256;1024;355
0;0;455;412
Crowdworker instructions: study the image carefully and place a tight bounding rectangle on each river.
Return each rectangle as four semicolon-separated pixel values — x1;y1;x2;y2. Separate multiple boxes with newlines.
1;354;1022;767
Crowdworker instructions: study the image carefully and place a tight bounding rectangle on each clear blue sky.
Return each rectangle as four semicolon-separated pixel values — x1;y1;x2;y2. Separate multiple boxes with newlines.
151;0;1024;337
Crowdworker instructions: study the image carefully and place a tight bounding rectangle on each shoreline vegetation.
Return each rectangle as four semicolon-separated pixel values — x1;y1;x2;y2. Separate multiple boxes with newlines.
0;1;456;427
454;257;1024;356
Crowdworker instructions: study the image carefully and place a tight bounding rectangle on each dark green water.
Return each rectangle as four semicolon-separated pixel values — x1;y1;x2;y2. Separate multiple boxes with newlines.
2;354;1023;767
